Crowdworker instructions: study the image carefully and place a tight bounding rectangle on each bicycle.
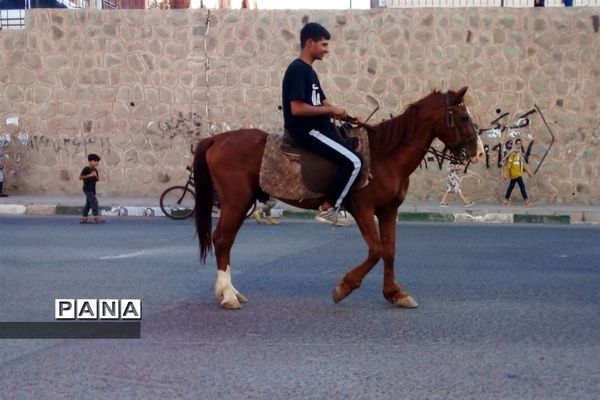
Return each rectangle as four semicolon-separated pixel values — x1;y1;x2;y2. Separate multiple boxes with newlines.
160;166;196;220
159;166;257;220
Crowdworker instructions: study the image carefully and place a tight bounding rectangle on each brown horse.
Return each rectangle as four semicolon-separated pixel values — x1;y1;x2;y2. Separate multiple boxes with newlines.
193;87;483;309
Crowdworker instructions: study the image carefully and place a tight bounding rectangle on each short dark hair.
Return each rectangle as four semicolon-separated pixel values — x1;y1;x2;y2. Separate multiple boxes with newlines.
300;23;330;48
88;154;100;162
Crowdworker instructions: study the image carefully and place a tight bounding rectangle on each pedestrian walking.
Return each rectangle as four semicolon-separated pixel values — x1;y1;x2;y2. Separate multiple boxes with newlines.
502;138;533;207
440;161;474;207
253;197;280;225
0;163;7;197
79;154;106;224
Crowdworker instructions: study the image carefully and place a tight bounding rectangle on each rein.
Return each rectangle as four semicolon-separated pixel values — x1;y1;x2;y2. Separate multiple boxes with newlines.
400;96;474;165
341;91;478;166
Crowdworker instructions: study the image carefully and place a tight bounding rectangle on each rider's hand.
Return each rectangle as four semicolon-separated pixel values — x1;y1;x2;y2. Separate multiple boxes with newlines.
329;106;348;120
346;115;364;125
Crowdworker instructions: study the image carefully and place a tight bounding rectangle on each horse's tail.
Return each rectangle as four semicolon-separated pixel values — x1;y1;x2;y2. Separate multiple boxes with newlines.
193;138;215;263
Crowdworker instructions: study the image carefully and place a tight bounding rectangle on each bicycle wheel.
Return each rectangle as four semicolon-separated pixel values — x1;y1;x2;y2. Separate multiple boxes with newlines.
160;186;195;220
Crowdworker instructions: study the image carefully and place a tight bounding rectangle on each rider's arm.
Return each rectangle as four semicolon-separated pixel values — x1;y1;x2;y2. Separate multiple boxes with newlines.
290;100;347;119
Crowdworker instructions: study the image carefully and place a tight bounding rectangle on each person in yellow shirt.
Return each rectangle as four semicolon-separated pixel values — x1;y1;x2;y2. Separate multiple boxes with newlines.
502;138;533;207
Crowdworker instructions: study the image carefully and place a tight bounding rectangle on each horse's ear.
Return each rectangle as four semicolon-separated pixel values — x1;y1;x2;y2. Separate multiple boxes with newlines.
456;86;468;100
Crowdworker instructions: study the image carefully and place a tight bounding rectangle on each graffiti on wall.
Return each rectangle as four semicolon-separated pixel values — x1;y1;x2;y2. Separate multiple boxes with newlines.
147;111;203;140
26;135;110;154
420;105;555;174
0;116;30;175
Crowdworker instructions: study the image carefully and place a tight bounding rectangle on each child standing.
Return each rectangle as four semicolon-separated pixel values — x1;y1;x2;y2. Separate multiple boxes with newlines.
79;154;105;224
502;138;533;207
440;161;474;207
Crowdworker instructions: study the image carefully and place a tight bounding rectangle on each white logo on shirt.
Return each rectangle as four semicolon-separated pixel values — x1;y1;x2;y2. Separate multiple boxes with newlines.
311;84;321;106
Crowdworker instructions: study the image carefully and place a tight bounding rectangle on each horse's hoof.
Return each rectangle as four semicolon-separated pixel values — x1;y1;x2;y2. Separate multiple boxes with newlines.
220;299;242;310
235;292;249;304
394;295;418;309
332;286;348;304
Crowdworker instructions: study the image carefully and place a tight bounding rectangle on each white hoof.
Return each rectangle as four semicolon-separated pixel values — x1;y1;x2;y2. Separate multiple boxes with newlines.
235;292;249;304
215;265;245;309
394;295;418;308
220;298;242;310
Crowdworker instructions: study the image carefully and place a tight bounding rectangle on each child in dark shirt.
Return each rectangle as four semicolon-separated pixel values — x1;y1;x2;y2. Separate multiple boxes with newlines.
79;154;105;224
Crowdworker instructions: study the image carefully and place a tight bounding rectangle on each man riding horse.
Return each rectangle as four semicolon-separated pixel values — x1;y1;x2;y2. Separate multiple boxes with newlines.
282;22;362;226
193;20;484;309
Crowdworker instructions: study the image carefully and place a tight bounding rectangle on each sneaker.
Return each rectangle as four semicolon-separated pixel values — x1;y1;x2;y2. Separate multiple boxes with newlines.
265;216;280;225
315;207;353;227
464;201;475;207
80;217;89;224
93;217;106;224
440;203;448;207
334;217;353;227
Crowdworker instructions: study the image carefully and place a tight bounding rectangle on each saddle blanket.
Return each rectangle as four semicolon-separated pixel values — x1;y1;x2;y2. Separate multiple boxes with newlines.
259;127;371;201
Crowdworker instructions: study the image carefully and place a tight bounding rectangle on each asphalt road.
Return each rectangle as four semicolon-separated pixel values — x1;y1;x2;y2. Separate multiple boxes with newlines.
1;215;599;399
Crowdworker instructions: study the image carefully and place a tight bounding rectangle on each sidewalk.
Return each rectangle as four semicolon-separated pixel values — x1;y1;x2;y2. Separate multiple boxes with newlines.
1;194;599;225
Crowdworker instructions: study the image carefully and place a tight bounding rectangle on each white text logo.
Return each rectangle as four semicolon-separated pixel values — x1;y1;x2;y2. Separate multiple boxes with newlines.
55;299;142;320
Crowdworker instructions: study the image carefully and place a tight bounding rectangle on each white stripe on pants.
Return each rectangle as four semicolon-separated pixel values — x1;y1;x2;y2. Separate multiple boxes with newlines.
308;129;362;208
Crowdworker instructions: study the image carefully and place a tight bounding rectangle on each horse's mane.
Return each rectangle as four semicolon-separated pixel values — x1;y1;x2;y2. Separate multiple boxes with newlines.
364;107;416;157
365;90;442;157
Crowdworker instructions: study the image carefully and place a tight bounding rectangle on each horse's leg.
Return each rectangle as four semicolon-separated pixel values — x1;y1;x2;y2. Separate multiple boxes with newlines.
378;208;418;308
213;196;254;310
332;208;382;303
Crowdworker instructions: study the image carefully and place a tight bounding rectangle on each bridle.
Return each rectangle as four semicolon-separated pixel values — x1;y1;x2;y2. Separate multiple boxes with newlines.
444;92;478;150
425;93;479;165
343;91;479;165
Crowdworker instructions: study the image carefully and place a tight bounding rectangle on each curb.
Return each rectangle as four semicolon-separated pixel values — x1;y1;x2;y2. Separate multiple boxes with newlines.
282;209;572;225
398;212;454;223
25;205;57;215
453;213;513;224
55;205;165;217
0;203;581;225
0;204;27;215
281;209;318;220
513;214;570;225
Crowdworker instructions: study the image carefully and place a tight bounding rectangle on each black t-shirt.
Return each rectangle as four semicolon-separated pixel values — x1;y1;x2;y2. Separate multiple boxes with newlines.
282;58;332;136
80;166;98;193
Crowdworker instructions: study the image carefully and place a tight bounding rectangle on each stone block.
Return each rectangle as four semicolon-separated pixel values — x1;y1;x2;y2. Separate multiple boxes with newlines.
26;204;57;215
0;204;27;215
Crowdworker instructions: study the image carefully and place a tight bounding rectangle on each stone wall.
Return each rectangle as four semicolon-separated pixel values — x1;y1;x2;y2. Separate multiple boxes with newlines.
0;8;598;203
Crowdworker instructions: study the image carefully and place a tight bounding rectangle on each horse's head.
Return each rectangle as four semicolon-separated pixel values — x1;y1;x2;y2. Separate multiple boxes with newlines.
433;87;484;164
